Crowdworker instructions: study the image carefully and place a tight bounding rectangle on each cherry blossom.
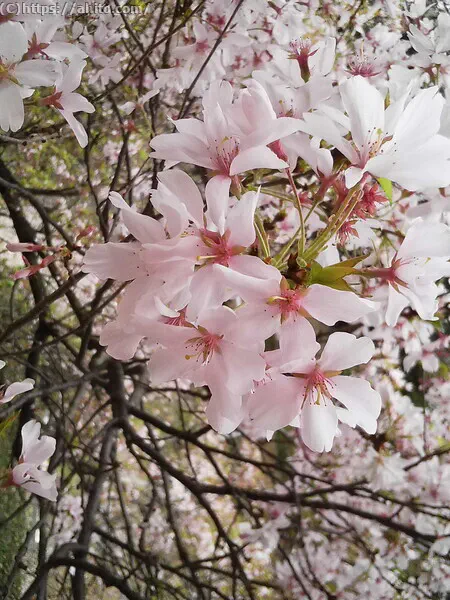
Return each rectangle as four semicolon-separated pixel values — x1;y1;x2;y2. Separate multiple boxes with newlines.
0;21;57;131
150;80;302;189
11;420;57;501
299;76;450;190
216;266;377;341
247;320;382;452
148;305;266;433
0;361;34;403
41;59;95;147
365;218;450;326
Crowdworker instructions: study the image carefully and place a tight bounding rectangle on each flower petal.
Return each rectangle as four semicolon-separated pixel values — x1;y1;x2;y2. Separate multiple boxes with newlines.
304;285;377;325
247;374;301;431
205;175;231;235
229;146;287;176
109;192;166;243
226;190;258;247
319;332;375;372
332;375;381;434
300;395;338;452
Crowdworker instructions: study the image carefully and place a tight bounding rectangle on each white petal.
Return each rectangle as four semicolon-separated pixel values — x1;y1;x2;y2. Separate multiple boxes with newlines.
300;396;338;452
0;22;28;62
21;420;41;458
344;166;365;188
226;190;258;247
2;378;34;403
109;192;166;243
304;285;377;325
332;375;381;434
0;82;24;132
340;76;385;157
205;175;231;235
24;435;56;465
319;332;375;372
229;146;287;176
392;86;444;147
60;59;86;93
385;284;409;326
397;219;450;259
59;110;88;148
59;92;94;114
367;135;450;191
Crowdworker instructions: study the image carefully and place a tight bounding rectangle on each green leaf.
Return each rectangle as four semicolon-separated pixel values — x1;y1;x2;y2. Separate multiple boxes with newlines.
377;177;393;202
0;413;19;440
307;255;369;289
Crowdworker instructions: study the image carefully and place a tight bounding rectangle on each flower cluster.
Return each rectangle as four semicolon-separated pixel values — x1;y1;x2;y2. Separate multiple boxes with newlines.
83;59;450;451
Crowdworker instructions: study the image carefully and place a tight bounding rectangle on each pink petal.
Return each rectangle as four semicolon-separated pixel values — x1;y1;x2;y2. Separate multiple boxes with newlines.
332;375;381;434
109;192;166;243
205;175;231;234
206;386;245;434
278;319;319;373
300;394;338;452
149;346;195;385
157;169;204;228
304;285;377;326
229;146;287;176
226;189;259;247
319;332;375;372
247;374;301;431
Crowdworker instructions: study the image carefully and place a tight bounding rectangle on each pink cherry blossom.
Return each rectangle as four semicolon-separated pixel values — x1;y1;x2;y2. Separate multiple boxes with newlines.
148;305;266;433
150;80;302;189
41;59;95;147
247;320;381;452
216;266;377;341
11;420;57;501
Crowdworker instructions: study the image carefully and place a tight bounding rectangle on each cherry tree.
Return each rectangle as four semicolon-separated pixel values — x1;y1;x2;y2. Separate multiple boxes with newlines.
0;0;449;598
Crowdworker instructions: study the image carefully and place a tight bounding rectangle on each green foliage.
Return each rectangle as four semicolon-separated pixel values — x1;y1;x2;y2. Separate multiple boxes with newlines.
377;177;393;202
307;255;368;292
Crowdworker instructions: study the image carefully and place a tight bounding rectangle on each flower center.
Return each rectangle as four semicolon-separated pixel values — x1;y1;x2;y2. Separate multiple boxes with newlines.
295;366;340;406
185;328;222;364
196;40;210;54
26;34;50;59
268;287;309;321
369;256;414;290
347;57;380;78
40;91;64;110
288;39;317;66
198;229;244;267
163;308;188;327
306;367;334;403
0;61;15;83
212;136;240;176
